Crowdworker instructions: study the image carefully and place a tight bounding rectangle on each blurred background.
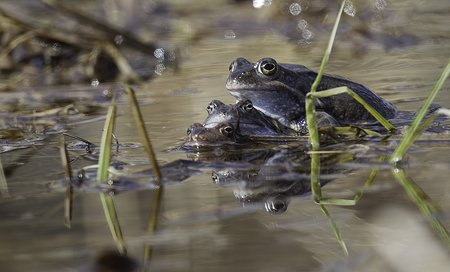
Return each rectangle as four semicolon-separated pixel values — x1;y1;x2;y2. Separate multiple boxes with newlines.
0;0;449;271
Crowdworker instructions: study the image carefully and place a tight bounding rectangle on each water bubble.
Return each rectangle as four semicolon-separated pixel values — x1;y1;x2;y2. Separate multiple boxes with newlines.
91;79;99;87
299;0;309;10
344;0;356;17
166;50;177;62
153;48;165;59
298;39;312;47
289;3;302;16
253;0;272;8
114;35;124;45
375;0;387;11
302;29;313;40
155;63;166;75
297;19;308;30
102;89;113;98
224;30;236;39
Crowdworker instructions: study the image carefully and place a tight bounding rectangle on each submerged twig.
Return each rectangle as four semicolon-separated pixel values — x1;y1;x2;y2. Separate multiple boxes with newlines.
0;30;36;59
101;42;141;83
0;7;95;50
63;132;96;153
112;133;120;153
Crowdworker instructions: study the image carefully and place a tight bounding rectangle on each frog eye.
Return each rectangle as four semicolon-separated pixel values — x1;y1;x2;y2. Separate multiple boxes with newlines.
264;197;288;214
211;172;220;184
187;123;202;135
207;100;221;114
220;125;234;137
258;58;278;76
206;103;215;114
242;100;253;112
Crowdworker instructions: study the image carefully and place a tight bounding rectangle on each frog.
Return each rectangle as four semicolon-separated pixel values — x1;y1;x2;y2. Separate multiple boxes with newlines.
203;99;294;136
183;99;342;147
183;122;237;148
183;99;297;148
226;57;397;131
205;99;339;135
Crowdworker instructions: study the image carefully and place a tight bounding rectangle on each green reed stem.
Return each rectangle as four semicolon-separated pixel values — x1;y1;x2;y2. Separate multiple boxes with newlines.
306;0;346;150
307;0;348;255
311;153;321;203
97;96;127;255
390;59;450;164
97;96;116;183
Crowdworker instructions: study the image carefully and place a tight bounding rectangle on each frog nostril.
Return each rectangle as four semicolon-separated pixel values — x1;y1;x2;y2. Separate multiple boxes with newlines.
241;71;251;77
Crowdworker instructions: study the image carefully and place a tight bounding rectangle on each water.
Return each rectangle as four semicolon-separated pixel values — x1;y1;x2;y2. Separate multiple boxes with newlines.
1;0;450;271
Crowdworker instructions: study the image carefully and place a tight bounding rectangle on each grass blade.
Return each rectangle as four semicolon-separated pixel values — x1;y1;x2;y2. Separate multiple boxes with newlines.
96;96;127;255
0;157;9;198
97;96;117;183
307;0;349;255
312;86;395;131
60;135;73;228
125;85;164;268
99;194;126;254
390;59;450;163
143;187;164;270
310;152;322;203
125;85;162;184
319;204;349;255
310;1;347;95
306;0;346;151
391;168;449;245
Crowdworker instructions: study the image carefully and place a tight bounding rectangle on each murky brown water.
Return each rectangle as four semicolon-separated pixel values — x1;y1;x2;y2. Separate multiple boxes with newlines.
1;0;450;271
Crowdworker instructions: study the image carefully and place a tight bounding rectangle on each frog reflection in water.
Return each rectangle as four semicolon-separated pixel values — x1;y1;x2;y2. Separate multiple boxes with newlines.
226;57;397;132
210;147;353;213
